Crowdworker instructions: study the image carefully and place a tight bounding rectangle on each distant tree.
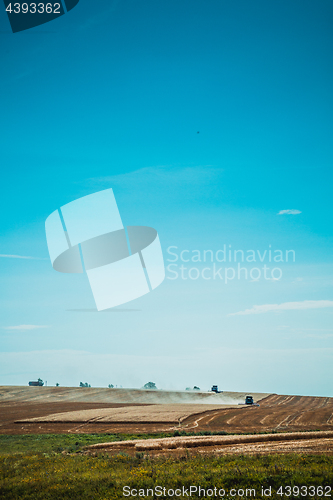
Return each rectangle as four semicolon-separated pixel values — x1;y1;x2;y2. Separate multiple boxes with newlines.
55;383;60;387
37;378;44;386
79;382;91;387
143;382;157;390
193;386;200;391
108;384;114;388
185;387;191;391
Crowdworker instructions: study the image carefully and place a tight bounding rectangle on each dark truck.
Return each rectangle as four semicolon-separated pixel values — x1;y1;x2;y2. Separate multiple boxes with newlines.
29;380;44;386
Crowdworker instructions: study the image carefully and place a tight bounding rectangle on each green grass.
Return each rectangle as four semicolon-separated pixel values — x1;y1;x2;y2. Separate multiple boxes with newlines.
0;435;332;499
0;433;152;455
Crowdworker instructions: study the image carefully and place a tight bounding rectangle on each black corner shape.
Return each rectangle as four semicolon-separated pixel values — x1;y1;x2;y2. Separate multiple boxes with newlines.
3;0;80;33
63;0;79;12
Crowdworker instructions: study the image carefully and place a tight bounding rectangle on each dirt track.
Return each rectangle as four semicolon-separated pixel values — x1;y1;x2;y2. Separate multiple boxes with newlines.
87;431;333;456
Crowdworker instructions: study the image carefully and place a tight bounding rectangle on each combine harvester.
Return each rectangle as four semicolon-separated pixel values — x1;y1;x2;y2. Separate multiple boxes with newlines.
238;395;260;407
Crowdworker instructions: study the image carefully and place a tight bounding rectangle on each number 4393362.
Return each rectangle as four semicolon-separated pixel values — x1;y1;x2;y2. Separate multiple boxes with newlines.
6;3;61;14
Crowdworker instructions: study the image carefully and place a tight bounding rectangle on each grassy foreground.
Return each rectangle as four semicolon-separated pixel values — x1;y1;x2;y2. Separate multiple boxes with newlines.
0;434;332;499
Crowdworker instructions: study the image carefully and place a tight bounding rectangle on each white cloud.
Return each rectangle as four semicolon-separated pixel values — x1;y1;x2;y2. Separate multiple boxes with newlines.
228;300;333;316
0;254;47;260
3;325;50;331
278;209;302;215
292;277;304;284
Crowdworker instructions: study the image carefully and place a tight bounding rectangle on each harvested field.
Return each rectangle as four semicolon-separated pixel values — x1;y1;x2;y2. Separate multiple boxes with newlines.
87;431;333;456
182;394;333;434
0;402;153;435
1;387;332;437
0;386;265;435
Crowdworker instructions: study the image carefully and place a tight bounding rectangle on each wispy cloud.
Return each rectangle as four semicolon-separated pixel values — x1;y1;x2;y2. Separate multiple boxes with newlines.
276;326;333;339
87;165;221;188
2;325;50;331
306;334;333;339
228;300;333;316
83;166;222;207
278;209;302;215
0;254;47;260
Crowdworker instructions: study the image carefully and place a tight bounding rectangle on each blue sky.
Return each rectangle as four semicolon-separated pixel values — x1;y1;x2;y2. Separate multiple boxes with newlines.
0;0;332;396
